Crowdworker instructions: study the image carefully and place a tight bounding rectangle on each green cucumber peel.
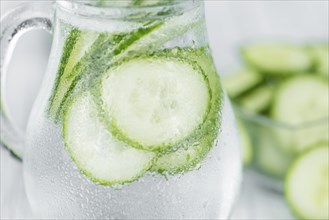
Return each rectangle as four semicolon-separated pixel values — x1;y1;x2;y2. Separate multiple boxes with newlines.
47;29;81;119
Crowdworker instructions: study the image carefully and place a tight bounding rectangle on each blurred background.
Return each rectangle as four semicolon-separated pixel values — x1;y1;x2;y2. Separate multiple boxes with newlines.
1;0;328;219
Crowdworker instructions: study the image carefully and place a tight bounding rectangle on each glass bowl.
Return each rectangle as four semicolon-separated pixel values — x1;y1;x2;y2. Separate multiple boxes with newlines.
234;105;329;191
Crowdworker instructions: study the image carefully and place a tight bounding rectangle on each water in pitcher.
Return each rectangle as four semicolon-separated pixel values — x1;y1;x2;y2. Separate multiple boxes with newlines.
24;1;242;218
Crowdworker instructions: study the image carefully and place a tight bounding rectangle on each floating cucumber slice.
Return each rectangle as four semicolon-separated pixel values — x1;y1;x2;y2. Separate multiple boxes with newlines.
47;29;98;120
101;56;211;152
152;134;213;174
223;69;263;98
63;92;155;185
272;75;329;152
237;85;274;114
242;44;312;74
285;144;329;220
151;47;222;174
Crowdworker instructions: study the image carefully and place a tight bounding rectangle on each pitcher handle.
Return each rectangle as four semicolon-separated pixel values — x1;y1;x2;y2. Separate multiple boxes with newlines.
0;2;53;159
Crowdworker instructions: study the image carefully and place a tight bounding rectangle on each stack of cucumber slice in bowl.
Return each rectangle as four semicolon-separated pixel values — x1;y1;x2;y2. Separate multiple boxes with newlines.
223;43;329;220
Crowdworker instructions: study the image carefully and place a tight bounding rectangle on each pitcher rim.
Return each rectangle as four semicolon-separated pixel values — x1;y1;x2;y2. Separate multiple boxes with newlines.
56;0;202;20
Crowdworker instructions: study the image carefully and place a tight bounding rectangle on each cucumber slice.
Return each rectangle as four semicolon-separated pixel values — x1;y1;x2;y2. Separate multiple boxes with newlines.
238;85;274;114
63;92;155;185
308;45;329;78
272;75;329;125
285;144;329;220
151;47;222;174
47;30;98;120
152;133;213;174
242;44;312;74
272;75;329;152
101;56;211;152
223;69;263;98
152;96;220;174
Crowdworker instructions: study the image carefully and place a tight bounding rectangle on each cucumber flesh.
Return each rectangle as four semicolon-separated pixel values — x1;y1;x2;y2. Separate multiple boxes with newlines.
285;144;329;220
223;69;263;98
238;85;273;114
242;44;312;74
101;56;210;152
63;92;155;185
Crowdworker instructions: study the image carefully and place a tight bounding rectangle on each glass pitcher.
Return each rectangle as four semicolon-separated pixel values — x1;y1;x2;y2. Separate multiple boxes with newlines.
1;1;242;219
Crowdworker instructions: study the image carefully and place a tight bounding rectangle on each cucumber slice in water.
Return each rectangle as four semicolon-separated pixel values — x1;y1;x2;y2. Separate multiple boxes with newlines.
285;144;329;220
63;92;155;185
101;56;211;152
151;47;222;174
152;134;213;174
48;30;98;120
242;44;312;74
223;69;263;98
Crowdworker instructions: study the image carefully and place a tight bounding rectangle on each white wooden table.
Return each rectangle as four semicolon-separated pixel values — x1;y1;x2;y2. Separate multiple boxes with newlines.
1;1;327;219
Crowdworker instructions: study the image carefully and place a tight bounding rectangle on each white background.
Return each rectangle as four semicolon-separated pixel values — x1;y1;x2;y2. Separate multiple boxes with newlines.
1;0;328;219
